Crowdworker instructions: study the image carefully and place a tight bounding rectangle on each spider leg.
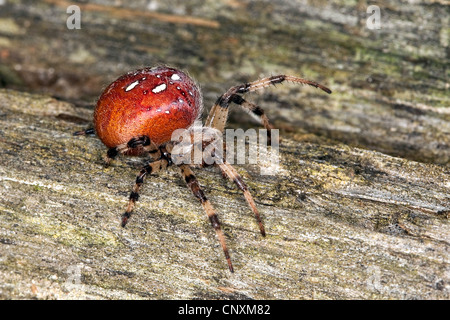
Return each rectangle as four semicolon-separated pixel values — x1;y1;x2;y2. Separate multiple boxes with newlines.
229;94;275;145
205;74;331;133
178;164;234;273
73;128;95;136
236;75;332;95
122;154;172;227
104;135;161;165
218;160;265;237
229;94;274;131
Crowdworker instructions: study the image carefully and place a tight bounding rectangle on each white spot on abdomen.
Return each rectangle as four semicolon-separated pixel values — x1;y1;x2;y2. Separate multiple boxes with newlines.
152;83;167;93
171;73;181;81
125;81;139;92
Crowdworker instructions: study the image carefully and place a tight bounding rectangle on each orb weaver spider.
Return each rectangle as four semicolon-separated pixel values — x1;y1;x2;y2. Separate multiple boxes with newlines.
75;66;331;272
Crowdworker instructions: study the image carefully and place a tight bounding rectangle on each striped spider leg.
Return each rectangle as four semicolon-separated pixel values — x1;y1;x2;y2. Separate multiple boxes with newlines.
74;130;170;227
206;74;332;134
177;163;234;272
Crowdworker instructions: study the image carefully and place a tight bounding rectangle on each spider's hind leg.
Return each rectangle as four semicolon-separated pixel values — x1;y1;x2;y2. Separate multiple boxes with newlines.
122;153;172;227
104;135;161;165
73;128;95;136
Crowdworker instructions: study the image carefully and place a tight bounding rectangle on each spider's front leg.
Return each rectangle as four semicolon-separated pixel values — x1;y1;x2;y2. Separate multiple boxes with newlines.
217;160;266;237
178;163;234;273
229;94;276;145
206;74;331;134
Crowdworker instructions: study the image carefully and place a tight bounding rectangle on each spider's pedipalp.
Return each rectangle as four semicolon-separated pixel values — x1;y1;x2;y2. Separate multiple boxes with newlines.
179;164;234;273
218;161;266;237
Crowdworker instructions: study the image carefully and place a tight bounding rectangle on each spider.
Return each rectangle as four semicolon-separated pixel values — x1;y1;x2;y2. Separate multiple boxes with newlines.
74;66;331;272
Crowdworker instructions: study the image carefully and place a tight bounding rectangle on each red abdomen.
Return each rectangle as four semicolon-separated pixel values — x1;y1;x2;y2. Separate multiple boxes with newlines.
94;66;202;148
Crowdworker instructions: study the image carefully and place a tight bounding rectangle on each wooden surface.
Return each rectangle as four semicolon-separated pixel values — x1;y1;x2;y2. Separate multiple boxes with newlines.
0;0;449;299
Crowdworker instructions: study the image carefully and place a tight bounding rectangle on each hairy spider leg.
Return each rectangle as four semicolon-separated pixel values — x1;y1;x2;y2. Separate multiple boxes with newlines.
218;160;266;237
73;130;163;165
230;94;274;131
104;135;161;165
178;164;234;273
73;128;95;136
228;94;275;145
205;75;331;133
122;154;172;227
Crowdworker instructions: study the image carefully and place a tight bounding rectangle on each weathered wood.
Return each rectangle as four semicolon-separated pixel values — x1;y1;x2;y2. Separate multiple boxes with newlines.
0;0;449;300
0;89;448;299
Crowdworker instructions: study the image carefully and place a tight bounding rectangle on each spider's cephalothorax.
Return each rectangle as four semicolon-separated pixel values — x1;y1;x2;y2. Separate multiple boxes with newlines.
75;66;331;272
